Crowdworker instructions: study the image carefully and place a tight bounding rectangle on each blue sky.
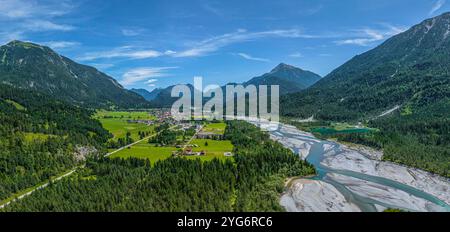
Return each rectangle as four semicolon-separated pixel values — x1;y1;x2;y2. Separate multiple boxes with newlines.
0;0;448;91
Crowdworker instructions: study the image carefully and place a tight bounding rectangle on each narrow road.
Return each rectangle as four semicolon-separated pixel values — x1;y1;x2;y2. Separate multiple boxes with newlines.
0;125;176;209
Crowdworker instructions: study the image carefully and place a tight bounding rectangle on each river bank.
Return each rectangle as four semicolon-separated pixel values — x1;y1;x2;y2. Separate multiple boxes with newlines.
251;121;450;212
322;144;450;206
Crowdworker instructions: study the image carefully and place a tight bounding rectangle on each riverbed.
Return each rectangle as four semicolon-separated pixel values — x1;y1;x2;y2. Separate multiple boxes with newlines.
252;121;450;212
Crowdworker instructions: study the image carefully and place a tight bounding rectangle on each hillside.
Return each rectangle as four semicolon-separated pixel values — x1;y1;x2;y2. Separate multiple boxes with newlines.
0;41;149;109
282;13;450;121
0;84;111;200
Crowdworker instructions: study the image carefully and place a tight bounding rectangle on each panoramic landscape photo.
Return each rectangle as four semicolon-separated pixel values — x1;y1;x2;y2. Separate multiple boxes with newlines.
0;0;449;213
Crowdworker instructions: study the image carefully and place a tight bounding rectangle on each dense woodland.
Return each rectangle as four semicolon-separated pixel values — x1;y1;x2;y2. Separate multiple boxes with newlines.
0;84;111;200
3;121;315;212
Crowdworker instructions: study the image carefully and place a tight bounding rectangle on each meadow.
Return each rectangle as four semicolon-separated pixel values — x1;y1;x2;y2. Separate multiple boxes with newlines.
201;122;227;135
187;139;234;161
109;140;177;163
94;111;156;141
94;110;156;120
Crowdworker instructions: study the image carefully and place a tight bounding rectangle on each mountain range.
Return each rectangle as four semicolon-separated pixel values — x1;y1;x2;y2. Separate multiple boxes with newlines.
142;63;322;108
131;88;163;101
0;41;149;109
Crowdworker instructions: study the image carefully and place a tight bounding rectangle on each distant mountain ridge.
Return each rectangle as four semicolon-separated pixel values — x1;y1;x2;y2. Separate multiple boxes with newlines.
0;40;149;108
149;63;321;108
131;88;163;101
245;63;321;94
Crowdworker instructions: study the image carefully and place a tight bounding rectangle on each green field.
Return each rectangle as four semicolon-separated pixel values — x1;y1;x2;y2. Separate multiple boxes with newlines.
311;123;376;136
5;99;26;111
109;138;233;162
94;110;156;120
187;139;234;161
109;140;177;163
94;111;156;141
202;122;227;135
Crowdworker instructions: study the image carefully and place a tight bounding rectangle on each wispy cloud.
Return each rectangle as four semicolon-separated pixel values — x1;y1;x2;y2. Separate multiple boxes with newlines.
145;79;158;84
79;28;327;61
0;0;73;19
23;20;75;31
42;41;80;49
173;29;324;57
121;28;145;36
236;53;269;62
289;52;304;58
430;0;446;15
78;46;163;61
0;0;76;43
335;25;407;46
121;67;177;86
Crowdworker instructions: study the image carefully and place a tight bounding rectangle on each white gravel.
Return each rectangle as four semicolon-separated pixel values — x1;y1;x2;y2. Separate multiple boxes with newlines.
327;173;447;212
322;147;450;205
280;179;361;212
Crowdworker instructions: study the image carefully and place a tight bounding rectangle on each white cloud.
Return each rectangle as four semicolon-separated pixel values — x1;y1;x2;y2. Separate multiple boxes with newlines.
0;0;75;42
23;20;75;31
78;46;163;61
164;50;177;55
236;53;270;62
173;29;322;57
0;31;24;44
121;28;145;36
145;79;158;84
289;52;304;58
335;25;407;46
42;41;80;49
430;0;446;15
121;67;177;86
0;0;73;19
78;28;332;61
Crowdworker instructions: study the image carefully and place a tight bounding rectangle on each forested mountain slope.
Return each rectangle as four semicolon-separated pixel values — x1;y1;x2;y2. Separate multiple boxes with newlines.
282;12;450;121
0;41;149;109
0;84;111;200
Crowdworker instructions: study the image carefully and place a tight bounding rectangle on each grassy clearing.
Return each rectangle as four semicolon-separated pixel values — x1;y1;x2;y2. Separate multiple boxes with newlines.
23;133;56;142
98;118;154;141
94;111;156;141
109;140;177;163
94;110;156;120
202;122;227;135
5;99;26;111
187;139;234;161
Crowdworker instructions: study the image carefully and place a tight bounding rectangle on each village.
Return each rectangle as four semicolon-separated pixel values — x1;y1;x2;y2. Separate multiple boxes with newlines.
106;109;234;162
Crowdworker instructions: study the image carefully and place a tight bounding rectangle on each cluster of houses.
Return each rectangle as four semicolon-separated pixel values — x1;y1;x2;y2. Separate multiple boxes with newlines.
127;110;174;126
195;131;224;140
